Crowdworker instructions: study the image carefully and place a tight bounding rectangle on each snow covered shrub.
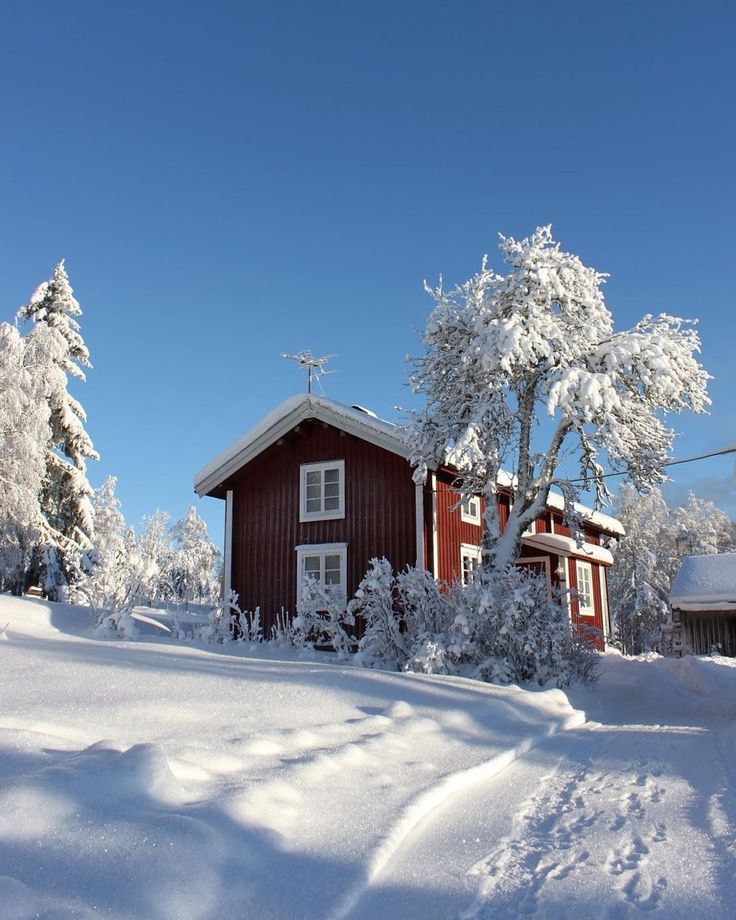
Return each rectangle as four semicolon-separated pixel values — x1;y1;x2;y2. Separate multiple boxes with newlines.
349;560;458;673
454;566;599;687
270;609;305;647
295;577;355;659
198;589;243;643
349;558;409;669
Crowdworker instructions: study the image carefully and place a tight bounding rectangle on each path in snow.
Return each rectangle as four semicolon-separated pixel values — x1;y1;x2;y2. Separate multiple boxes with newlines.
349;655;736;919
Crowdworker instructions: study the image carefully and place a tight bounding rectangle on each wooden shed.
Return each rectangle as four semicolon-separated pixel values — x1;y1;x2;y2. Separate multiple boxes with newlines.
669;553;736;656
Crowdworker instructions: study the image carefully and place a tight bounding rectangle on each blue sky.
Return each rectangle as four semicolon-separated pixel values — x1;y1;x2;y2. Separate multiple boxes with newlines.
1;0;734;545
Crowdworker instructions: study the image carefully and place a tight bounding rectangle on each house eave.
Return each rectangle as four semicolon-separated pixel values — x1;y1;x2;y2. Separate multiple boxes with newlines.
194;395;410;498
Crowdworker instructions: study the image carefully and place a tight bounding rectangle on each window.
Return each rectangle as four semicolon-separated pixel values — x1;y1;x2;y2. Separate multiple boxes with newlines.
460;494;481;525
300;460;345;522
460;543;482;586
296;543;347;605
575;561;595;617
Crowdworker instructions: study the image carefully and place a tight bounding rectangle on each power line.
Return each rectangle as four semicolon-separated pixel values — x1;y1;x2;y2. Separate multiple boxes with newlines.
556;444;736;486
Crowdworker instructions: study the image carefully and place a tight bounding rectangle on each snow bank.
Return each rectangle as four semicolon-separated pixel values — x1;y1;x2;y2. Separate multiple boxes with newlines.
0;595;583;920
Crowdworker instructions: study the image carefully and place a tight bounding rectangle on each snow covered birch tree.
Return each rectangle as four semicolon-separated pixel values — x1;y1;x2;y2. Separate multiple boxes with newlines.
409;226;711;573
0;324;52;593
16;261;99;590
169;507;220;609
608;484;674;654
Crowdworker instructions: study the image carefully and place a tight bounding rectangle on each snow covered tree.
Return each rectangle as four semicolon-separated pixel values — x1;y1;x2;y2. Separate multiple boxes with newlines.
136;510;174;604
0;323;52;593
608;484;674;654
168;506;220;609
73;477;144;637
672;491;736;559
409;226;711;574
16;261;99;591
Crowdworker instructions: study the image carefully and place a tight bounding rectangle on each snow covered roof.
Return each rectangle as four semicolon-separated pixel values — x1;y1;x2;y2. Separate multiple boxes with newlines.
545;491;625;537
193;395;622;536
670;553;736;612
194;394;408;496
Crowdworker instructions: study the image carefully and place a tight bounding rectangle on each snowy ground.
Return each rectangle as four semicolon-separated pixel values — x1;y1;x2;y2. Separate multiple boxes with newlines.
1;597;735;919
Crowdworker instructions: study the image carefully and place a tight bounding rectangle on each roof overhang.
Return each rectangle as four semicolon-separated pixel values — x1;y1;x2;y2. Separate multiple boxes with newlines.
194;394;410;498
522;532;615;565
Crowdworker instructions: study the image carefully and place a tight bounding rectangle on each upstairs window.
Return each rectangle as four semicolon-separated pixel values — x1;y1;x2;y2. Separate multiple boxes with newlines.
575;561;595;617
300;460;345;522
460;543;482;586
460;494;481;525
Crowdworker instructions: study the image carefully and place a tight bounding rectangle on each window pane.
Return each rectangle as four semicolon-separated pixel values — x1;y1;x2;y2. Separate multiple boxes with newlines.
306;470;322;486
306;497;322;513
324;468;339;483
304;556;321;576
324;496;340;510
306;483;322;500
324;481;340;498
324;555;341;585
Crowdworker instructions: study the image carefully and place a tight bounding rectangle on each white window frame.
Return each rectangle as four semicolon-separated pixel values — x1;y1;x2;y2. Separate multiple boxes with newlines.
299;459;345;522
460;543;482;586
296;543;348;608
574;560;595;617
460;494;481;525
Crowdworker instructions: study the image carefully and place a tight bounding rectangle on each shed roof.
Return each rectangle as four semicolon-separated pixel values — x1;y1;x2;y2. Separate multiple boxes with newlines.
670;553;736;611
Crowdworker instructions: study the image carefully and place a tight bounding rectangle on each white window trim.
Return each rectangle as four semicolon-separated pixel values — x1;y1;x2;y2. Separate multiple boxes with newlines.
460;543;482;586
575;560;595;617
599;566;611;637
296;543;348;609
299;459;345;522
460;494;481;525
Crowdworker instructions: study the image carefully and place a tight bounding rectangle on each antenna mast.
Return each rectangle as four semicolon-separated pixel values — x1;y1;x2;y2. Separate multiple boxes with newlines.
280;350;336;394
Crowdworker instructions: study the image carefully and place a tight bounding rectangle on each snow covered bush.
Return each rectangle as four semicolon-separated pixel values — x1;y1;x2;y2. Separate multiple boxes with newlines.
409;226;711;575
349;560;456;672
198;590;243;643
295;578;355;659
348;558;409;669
453;567;599;686
349;558;593;686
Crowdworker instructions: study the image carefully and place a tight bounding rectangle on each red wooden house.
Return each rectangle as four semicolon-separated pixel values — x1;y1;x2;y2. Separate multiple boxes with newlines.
194;394;623;646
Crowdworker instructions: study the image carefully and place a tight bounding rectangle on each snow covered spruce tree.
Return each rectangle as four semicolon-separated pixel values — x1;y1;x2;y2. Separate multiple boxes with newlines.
410;226;711;574
16;262;99;594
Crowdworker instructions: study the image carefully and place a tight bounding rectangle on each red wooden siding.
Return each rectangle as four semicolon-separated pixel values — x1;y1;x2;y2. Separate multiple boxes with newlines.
223;420;416;633
566;557;605;648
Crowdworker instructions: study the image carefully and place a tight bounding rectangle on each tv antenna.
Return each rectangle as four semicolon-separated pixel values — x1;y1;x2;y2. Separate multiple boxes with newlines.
280;349;336;394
